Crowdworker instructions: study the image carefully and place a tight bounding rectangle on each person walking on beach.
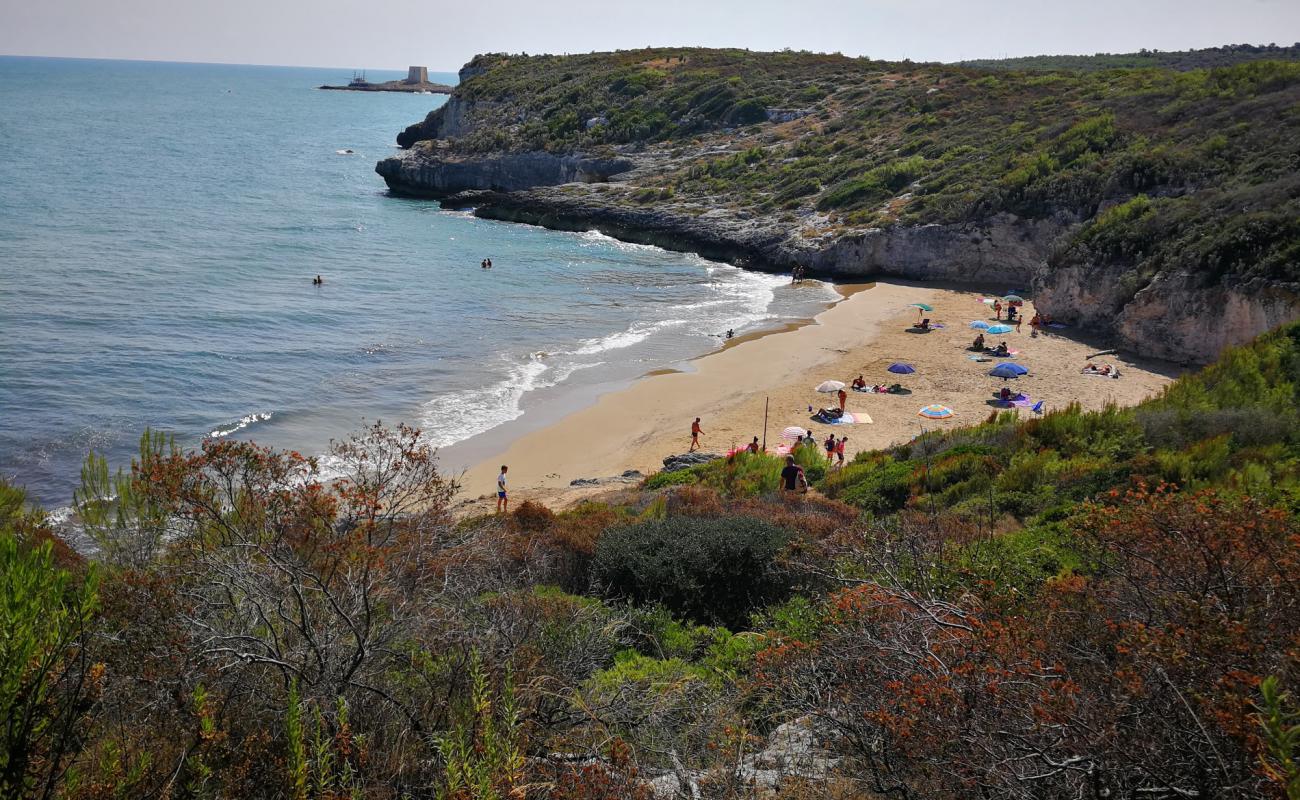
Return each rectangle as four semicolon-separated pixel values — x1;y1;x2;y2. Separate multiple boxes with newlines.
837;387;848;412
496;465;509;513
836;436;848;466
689;418;704;452
1014;314;1023;333
824;433;836;462
780;455;807;496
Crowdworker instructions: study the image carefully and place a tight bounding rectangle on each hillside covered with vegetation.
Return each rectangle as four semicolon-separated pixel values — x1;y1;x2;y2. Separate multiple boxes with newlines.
5;313;1300;797
959;42;1300;72
384;47;1300;362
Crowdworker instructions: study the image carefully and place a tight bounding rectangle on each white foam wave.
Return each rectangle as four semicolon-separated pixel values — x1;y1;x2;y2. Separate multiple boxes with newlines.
574;229;662;253
418;355;551;448
207;412;272;439
569;319;690;356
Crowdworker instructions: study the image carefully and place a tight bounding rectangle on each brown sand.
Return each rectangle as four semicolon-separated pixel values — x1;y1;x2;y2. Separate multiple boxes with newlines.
454;281;1180;515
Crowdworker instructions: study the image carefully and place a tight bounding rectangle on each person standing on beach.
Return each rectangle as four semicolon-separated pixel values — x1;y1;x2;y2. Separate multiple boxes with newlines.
689;418;704;452
824;433;836;462
836;436;848;466
837;388;848;411
993;300;1003;320
496;465;509;513
1014;315;1023;333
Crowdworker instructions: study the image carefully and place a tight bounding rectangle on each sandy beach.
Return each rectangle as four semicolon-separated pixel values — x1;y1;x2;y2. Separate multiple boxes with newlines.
455;280;1182;514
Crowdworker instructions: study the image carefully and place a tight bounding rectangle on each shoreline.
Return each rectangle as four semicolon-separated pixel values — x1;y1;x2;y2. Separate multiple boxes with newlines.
451;280;1182;515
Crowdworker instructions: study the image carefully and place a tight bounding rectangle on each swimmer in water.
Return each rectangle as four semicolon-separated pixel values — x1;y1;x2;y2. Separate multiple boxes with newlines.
312;275;323;285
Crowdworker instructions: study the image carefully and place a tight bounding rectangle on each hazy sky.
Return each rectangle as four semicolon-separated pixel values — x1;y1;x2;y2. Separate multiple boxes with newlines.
3;0;1298;71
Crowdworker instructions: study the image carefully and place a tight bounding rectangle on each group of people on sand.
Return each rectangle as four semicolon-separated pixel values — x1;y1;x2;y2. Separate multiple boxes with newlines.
851;374;905;394
791;265;809;283
972;334;1013;357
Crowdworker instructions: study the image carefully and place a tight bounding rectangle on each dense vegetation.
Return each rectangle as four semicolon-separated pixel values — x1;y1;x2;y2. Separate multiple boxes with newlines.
959;43;1300;72
412;46;1300;303
5;320;1300;797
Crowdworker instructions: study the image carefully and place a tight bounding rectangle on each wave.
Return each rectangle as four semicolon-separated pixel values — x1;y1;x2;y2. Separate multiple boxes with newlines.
207;412;273;439
417;354;551;448
569;318;691;356
574;229;663;253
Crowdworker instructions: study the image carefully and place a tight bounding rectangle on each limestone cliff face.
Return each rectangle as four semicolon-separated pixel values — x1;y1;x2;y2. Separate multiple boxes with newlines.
1116;274;1300;362
805;214;1072;287
396;97;488;148
376;146;635;196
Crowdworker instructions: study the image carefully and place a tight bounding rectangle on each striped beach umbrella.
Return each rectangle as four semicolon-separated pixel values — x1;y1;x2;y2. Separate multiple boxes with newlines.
918;404;955;419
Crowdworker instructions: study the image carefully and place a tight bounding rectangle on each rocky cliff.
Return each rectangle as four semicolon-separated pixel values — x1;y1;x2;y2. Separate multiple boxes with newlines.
376;146;634;196
376;49;1300;364
378;144;1300;363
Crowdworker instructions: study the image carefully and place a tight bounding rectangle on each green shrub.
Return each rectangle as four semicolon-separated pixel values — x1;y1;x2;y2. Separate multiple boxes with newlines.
833;460;916;515
591;515;794;629
644;464;708;490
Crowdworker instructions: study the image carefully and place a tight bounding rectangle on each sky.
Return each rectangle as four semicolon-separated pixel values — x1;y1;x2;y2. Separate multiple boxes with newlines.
2;0;1298;72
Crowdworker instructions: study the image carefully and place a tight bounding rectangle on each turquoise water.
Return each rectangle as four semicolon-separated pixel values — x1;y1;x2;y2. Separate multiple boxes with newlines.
0;57;836;509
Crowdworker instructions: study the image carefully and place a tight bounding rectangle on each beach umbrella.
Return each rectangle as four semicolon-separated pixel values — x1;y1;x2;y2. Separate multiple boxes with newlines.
989;363;1029;379
918;404;955;419
909;303;933;312
887;363;916;375
815;380;845;393
1003;295;1025;305
970;320;990;330
987;324;1013;334
781;426;807;441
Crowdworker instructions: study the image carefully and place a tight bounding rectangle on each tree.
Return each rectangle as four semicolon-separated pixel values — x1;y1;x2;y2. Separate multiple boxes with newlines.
0;533;100;799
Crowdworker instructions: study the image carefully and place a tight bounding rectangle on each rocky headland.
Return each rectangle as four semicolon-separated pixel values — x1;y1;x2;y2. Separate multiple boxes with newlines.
377;49;1300;363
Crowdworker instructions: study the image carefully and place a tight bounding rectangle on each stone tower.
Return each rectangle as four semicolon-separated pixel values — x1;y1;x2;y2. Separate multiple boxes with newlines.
405;66;428;84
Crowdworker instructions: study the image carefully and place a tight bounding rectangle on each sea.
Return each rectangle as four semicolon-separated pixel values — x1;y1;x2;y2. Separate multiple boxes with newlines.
0;56;839;510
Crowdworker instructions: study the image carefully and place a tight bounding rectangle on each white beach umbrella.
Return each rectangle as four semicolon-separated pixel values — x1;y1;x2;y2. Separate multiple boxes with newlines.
815;380;846;393
781;426;807;441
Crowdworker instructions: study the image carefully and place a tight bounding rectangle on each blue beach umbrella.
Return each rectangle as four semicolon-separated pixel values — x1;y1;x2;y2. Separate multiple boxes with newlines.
887;362;916;375
989;363;1029;379
969;320;990;330
987;324;1013;334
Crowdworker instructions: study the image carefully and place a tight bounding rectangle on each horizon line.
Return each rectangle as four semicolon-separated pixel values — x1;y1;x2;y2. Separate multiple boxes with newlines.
0;52;464;74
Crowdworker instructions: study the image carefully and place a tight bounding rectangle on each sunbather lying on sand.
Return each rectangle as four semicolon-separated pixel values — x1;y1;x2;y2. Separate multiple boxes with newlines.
1082;363;1120;378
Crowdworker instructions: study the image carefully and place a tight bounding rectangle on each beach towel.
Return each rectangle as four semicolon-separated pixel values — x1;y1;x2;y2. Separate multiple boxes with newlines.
969;355;993;362
817;411;867;425
1012;394;1034;408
